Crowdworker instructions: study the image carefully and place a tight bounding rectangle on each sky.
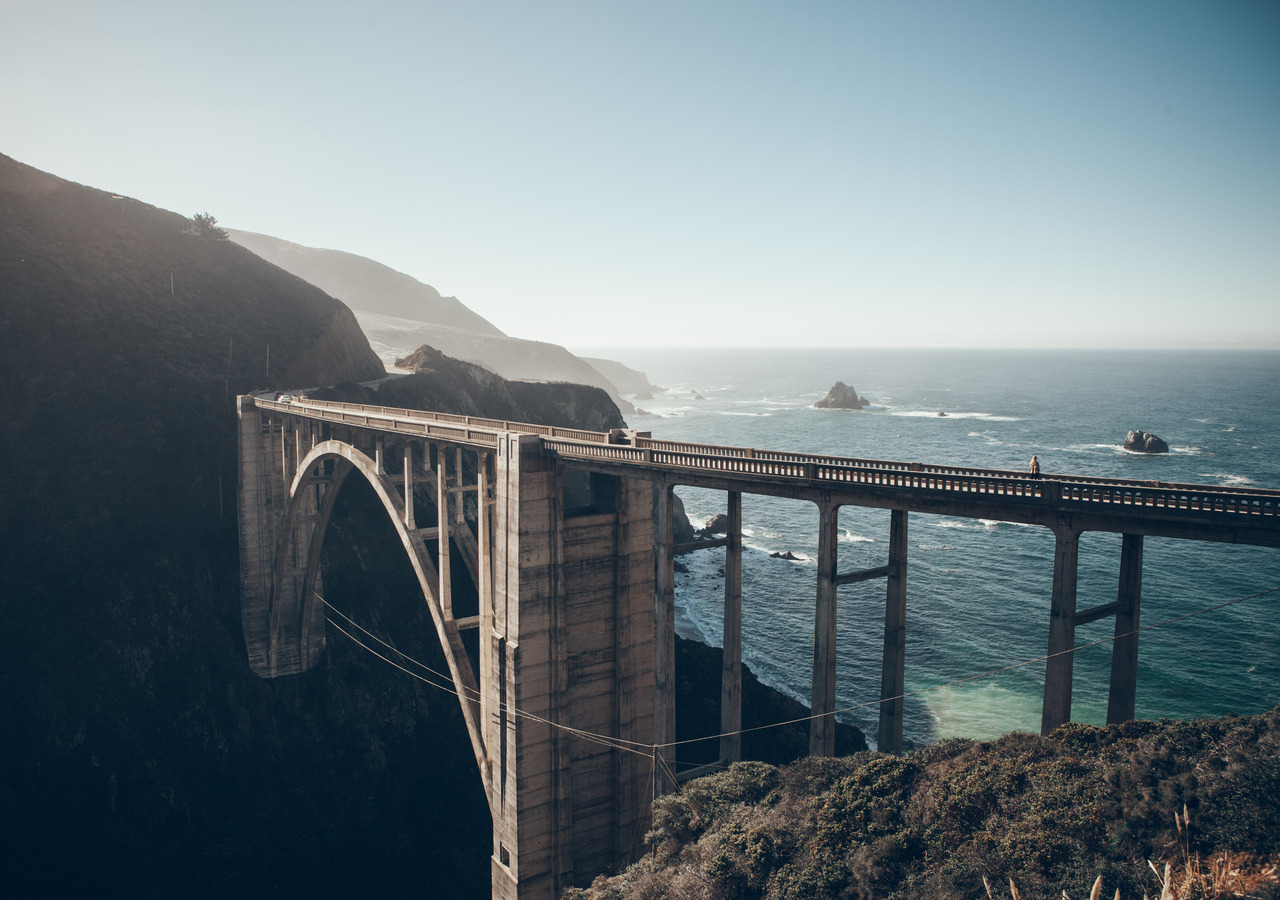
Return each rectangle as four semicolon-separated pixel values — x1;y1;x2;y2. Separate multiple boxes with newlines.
3;1;1279;349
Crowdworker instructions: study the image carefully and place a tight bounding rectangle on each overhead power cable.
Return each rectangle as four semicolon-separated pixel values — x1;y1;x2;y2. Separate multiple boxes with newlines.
317;583;1279;759
659;583;1280;750
321;595;653;756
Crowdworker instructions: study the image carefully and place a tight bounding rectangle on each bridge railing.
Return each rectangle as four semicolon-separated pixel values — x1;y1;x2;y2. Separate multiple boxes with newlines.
547;438;1051;501
256;397;1280;522
636;436;1049;481
256;397;611;445
548;437;1279;520
1054;480;1278;517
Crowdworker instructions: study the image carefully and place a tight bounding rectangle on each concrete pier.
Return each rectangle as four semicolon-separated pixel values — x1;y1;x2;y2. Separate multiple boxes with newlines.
810;500;840;756
1107;533;1144;725
1042;525;1081;735
720;491;743;766
878;509;909;755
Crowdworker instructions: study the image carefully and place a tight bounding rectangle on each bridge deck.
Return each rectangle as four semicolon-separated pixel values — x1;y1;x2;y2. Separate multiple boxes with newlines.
255;396;1280;547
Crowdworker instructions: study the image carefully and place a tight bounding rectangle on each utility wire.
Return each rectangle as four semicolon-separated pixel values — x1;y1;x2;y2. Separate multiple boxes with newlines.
327;613;641;756
658;583;1280;749
318;583;1279;759
321;595;653;757
326;601;650;754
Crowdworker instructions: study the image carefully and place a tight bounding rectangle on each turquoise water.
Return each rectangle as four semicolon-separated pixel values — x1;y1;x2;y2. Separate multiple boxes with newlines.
583;348;1280;748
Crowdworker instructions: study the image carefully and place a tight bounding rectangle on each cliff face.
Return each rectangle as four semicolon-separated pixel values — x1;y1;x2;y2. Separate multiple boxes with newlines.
224;229;642;413
387;343;626;430
0;154;500;896
277;303;385;389
580;356;664;397
365;313;640;414
0;153;836;897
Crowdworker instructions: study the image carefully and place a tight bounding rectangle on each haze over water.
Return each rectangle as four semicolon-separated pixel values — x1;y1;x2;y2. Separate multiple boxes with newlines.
586;347;1280;749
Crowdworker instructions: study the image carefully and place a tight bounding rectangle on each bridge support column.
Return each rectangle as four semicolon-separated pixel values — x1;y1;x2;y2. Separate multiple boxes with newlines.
810;500;839;757
437;445;453;619
720;491;744;765
238;396;277;675
1107;533;1143;725
237;396;327;677
611;475;656;864
490;433;569;900
653;484;676;790
478;450;499;795
1041;525;1081;735
402;443;415;529
878;509;909;755
490;436;656;900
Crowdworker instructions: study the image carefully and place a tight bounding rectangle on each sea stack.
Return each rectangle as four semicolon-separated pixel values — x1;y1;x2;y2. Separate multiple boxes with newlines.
701;513;731;536
814;381;868;409
1123;429;1170;453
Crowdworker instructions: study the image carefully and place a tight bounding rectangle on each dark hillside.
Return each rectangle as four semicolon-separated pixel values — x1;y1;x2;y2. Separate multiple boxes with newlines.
0;153;594;897
0;153;866;897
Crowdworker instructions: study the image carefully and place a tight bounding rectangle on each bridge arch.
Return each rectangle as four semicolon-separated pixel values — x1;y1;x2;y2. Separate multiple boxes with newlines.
270;438;494;806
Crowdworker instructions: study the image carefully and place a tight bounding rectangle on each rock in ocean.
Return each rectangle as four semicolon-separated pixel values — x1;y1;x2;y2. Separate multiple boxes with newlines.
1124;429;1170;453
814;380;868;409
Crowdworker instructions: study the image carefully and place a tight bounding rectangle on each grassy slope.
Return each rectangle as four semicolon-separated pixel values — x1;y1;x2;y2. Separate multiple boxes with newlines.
572;711;1280;900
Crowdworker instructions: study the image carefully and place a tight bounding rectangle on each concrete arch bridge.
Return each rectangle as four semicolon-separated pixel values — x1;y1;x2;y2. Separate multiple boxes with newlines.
236;395;1280;900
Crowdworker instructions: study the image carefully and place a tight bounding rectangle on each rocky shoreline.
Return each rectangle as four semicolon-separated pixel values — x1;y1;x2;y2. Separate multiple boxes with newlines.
675;635;867;767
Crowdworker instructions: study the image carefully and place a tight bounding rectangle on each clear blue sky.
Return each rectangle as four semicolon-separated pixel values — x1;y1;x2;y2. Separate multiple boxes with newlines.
4;1;1278;348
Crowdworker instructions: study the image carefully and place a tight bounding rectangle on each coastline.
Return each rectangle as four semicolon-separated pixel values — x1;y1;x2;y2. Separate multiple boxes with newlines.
674;634;867;769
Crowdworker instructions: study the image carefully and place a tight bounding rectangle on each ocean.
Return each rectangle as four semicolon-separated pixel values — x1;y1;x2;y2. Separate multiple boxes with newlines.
579;348;1280;749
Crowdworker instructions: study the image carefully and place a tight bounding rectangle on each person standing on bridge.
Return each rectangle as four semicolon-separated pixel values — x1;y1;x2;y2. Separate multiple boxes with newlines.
1029;455;1041;477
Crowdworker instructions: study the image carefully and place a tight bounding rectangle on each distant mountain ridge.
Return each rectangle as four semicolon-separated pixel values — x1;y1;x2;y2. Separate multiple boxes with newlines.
226;229;650;414
355;310;639;414
226;229;504;335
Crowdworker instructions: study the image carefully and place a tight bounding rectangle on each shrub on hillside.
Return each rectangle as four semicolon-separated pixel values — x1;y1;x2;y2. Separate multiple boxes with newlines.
573;708;1280;900
648;761;782;860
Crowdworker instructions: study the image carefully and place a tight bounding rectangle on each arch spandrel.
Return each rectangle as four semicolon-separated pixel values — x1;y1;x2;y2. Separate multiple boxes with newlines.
270;438;495;808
